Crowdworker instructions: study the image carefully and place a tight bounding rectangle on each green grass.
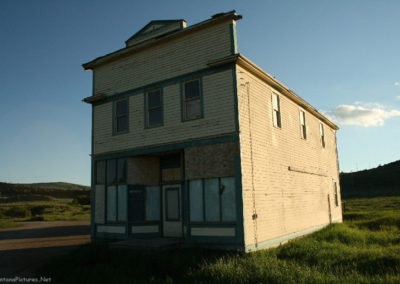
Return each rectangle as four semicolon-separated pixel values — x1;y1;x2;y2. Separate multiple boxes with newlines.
0;199;90;226
39;196;400;283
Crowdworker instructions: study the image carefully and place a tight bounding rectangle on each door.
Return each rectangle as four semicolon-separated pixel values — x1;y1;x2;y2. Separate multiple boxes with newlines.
162;184;182;237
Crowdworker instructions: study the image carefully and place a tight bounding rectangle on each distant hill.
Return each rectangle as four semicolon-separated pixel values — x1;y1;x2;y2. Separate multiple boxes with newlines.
0;182;90;202
340;160;400;198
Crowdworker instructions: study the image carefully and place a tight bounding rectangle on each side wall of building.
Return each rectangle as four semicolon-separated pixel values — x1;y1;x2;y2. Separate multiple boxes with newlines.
236;65;342;251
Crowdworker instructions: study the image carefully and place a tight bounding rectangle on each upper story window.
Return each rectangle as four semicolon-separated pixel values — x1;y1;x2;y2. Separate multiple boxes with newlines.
114;99;128;134
272;93;281;128
183;79;202;121
320;122;325;148
146;89;163;127
300;109;307;139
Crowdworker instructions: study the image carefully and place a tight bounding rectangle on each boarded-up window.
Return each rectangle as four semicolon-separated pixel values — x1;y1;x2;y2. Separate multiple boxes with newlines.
107;186;117;222
183;79;202;120
166;187;180;221
221;177;236;222
272;93;281;128
300;110;307;139
146;186;160;221
117;185;127;222
115;99;128;133
146;89;162;127
320;122;326;148
189;180;203;222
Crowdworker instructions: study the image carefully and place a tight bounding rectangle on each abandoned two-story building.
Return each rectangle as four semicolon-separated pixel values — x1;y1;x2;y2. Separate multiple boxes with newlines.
82;11;342;251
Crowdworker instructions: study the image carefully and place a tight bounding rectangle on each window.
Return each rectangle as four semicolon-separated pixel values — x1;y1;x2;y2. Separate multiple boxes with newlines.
183;79;202;120
320;122;325;148
114;99;128;134
272;93;281;128
102;158;127;222
334;181;339;207
146;89;162;127
128;186;161;222
166;187;180;221
300;110;307;139
189;177;236;223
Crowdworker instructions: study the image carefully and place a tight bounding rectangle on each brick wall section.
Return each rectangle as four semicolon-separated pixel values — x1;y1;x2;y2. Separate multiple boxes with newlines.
93;21;232;96
93;69;236;155
236;65;342;248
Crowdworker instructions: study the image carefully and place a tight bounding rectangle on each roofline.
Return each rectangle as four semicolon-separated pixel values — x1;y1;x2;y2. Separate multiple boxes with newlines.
125;19;187;44
82;10;242;70
208;54;339;130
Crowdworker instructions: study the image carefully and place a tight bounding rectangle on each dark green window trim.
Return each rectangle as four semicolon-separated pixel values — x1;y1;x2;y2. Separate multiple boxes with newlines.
144;88;163;128
113;98;129;135
181;78;203;122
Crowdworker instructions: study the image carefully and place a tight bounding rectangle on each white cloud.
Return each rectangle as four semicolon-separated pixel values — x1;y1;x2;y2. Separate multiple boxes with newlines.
395;82;400;86
324;103;400;127
396;96;400;101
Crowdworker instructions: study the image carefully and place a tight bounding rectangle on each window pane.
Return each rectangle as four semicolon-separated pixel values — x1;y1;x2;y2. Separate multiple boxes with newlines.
184;80;200;99
272;94;279;110
106;160;116;185
117;185;127;221
148;90;161;108
106;186;117;222
117;116;128;132
185;99;201;120
166;188;180;221
96;161;106;185
149;108;162;126
190;180;203;222
205;178;219;222
117;158;127;184
116;100;128;116
128;187;145;222
95;185;105;224
221;177;236;222
146;186;160;221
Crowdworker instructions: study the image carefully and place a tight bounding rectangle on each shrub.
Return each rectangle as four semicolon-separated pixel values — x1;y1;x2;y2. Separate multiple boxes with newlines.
5;206;31;218
30;205;51;216
72;195;90;205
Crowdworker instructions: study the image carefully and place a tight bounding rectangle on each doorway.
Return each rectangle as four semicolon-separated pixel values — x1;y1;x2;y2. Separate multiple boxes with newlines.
162;184;183;237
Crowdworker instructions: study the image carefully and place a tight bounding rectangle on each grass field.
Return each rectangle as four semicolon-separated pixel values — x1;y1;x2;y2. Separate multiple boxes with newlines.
0;199;90;228
39;196;400;283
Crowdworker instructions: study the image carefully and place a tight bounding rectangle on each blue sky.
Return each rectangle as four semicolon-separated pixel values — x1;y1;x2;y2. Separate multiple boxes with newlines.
1;0;399;186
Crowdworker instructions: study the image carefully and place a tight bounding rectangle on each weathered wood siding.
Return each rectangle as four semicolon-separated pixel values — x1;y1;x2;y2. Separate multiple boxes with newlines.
236;65;342;249
93;21;232;96
93;69;236;155
128;156;160;185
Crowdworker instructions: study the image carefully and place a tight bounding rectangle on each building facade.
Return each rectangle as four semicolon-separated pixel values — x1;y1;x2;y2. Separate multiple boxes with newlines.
82;11;342;251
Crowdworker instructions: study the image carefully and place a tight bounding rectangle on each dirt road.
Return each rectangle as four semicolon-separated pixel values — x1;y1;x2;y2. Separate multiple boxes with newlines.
0;220;90;278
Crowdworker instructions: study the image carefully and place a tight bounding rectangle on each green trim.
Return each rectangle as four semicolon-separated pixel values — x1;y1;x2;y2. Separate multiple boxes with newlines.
93;133;239;160
92;64;233;106
90;71;95;239
245;224;327;252
144;88;164;129
235;154;245;245
230;22;238;54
